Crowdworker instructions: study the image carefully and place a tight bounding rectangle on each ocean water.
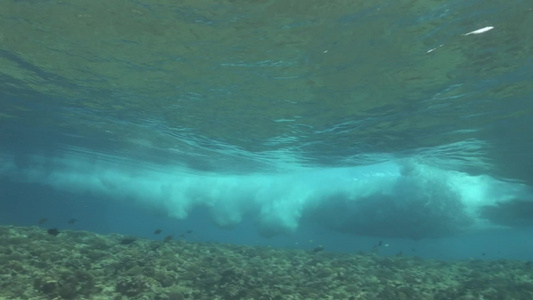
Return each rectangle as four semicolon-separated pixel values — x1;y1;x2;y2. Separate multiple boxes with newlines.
1;0;532;262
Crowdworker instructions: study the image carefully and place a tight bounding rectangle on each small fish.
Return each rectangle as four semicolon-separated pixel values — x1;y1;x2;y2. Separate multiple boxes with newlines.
119;238;136;245
67;218;77;224
312;246;324;253
38;218;48;224
186;229;193;234
153;229;162;235
377;240;383;247
47;228;60;236
163;235;173;243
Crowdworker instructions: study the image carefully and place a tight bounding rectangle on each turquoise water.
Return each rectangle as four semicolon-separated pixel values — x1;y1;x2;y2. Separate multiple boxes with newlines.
1;1;532;259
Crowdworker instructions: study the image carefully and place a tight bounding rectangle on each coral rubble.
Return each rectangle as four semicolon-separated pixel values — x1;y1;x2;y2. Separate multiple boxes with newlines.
0;225;532;299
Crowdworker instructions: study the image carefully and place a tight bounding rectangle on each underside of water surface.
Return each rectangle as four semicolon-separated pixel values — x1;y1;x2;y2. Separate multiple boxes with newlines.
1;0;532;254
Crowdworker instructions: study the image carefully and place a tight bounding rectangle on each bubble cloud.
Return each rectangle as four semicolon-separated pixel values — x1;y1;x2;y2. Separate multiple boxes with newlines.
1;153;529;239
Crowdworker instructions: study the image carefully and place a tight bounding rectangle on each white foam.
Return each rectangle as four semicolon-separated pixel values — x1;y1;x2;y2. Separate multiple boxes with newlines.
0;153;528;237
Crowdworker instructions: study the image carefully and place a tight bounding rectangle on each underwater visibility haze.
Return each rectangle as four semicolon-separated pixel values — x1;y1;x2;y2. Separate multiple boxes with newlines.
1;0;533;259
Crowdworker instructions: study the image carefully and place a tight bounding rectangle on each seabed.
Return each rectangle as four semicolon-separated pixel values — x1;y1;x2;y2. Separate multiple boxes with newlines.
0;225;532;300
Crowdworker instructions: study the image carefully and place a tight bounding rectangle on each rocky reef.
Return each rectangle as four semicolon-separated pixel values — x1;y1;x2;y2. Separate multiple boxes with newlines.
0;225;532;299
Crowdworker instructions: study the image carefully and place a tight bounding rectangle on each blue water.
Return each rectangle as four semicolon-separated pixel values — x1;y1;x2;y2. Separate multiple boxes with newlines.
1;1;532;260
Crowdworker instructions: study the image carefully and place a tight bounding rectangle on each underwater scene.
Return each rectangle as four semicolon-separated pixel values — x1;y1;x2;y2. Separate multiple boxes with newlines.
1;0;532;299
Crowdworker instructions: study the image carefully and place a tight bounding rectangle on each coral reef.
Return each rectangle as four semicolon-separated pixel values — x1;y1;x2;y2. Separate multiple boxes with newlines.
0;225;532;299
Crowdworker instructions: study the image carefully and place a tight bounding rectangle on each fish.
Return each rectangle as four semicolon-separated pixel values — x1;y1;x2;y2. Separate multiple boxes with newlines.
67;218;77;224
38;218;48;224
153;229;162;235
119;238;136;245
163;235;173;243
47;228;60;236
312;246;324;253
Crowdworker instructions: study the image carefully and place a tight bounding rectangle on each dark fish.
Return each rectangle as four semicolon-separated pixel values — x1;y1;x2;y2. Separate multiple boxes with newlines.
186;230;193;234
312;246;324;253
119;238;136;245
47;228;60;236
38;218;48;224
67;218;77;224
163;235;173;243
396;251;403;257
153;229;162;235
377;240;383;247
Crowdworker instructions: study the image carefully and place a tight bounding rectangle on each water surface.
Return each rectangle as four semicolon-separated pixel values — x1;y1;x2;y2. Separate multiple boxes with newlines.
1;0;532;257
